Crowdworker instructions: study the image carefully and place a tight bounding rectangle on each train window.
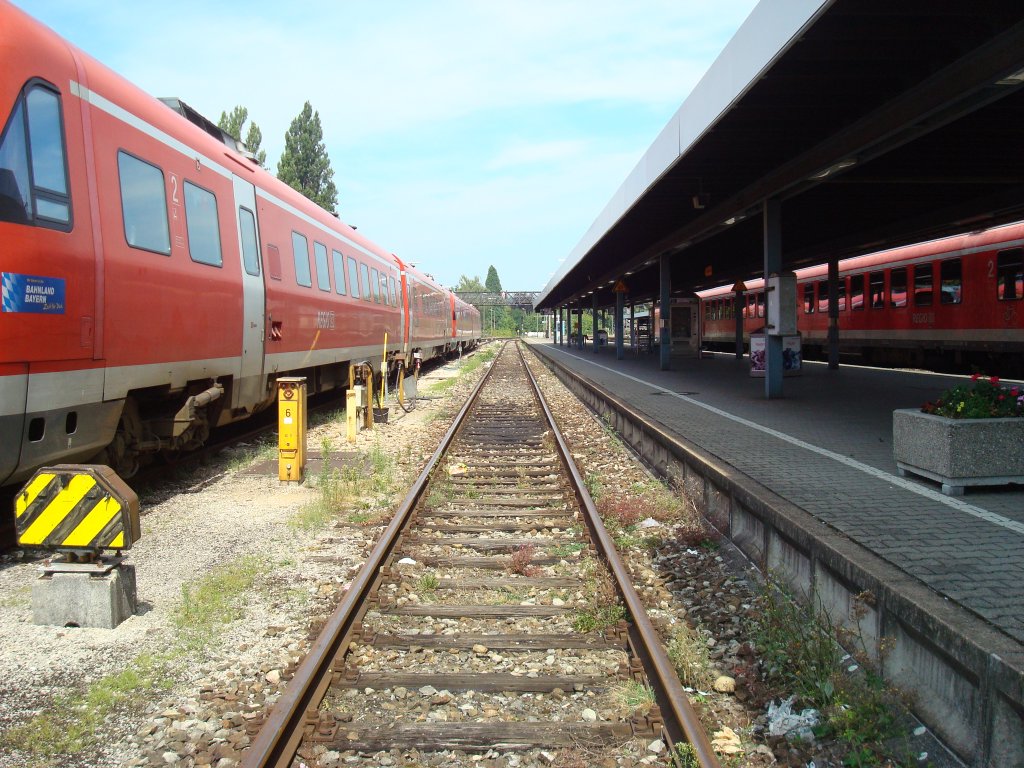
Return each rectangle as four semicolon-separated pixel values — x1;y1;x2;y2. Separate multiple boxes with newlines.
889;267;907;308
389;276;398;306
850;274;865;311
869;271;885;309
803;284;814;313
332;250;347;295
360;262;371;301
347;256;360;298
238;208;259;276
291;231;311;287
183;181;222;267
370;268;381;303
26;87;70;224
816;281;829;313
117;151;170;254
0;83;71;228
756;292;765;318
997;249;1023;301
914;263;933;306
940;258;962;304
746;294;755;318
266;244;281;280
313;242;330;291
0;100;30;223
836;278;846;311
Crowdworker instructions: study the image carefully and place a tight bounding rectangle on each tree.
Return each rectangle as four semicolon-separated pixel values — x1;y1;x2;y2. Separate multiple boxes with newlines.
277;101;338;213
454;275;485;292
218;105;266;167
485;265;503;294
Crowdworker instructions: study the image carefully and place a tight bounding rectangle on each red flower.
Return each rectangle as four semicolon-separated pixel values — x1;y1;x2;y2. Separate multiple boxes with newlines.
990;376;1000;386
1012;387;1020;397
971;373;982;381
998;395;1006;401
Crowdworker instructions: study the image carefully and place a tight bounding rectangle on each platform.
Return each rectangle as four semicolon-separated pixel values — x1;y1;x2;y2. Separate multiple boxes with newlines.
531;339;1024;640
528;337;1024;762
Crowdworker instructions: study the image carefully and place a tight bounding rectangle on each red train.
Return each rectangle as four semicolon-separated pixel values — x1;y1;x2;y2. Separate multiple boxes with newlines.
0;2;480;486
699;221;1024;375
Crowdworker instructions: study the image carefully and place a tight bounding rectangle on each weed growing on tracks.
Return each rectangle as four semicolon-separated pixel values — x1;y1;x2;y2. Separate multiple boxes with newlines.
674;743;699;768
417;573;440;593
584;471;603;501
609;679;656;716
667;622;715;690
572;556;626;633
506;543;537;576
549;541;586;560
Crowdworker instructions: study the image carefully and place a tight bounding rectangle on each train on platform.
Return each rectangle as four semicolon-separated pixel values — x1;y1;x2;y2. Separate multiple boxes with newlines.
699;221;1024;376
0;1;481;486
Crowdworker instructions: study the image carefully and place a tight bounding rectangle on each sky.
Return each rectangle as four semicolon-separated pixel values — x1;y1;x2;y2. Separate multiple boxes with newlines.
16;0;758;291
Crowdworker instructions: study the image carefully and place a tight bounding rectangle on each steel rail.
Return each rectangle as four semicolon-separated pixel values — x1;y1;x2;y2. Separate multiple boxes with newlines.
517;342;722;768
241;342;505;768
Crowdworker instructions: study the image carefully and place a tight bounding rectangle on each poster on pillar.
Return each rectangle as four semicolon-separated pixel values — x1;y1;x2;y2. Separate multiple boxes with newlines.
749;334;802;377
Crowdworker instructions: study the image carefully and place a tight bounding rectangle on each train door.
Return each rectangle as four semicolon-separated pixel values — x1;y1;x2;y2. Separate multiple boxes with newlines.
231;175;265;411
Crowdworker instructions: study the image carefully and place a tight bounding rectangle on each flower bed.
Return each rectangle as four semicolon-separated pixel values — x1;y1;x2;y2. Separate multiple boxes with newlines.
894;375;1024;495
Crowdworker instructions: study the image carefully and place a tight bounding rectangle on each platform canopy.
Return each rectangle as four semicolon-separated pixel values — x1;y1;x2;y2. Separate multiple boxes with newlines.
537;0;1024;310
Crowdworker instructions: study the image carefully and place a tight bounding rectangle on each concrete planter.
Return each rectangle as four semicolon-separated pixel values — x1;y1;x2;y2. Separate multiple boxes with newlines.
892;409;1024;495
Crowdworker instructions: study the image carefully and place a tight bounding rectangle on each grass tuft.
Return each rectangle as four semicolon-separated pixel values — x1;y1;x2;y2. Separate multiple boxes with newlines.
667;622;715;690
0;652;173;759
174;555;266;650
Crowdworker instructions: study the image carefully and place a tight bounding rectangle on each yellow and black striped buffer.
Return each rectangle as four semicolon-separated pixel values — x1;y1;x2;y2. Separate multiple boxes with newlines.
14;465;141;552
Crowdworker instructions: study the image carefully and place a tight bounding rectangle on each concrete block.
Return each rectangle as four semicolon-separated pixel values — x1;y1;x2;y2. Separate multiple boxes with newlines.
732;504;764;565
816;566;880;663
767;529;811;599
32;565;137;629
892;409;1024;493
883;618;980;759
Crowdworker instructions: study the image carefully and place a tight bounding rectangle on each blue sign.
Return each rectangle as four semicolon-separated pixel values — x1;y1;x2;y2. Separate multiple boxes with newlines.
1;272;66;314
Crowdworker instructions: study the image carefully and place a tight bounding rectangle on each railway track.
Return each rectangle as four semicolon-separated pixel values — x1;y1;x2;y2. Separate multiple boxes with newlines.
241;341;719;768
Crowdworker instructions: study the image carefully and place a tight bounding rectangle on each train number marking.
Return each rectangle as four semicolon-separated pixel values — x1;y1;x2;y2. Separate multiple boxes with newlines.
316;311;336;329
170;174;179;204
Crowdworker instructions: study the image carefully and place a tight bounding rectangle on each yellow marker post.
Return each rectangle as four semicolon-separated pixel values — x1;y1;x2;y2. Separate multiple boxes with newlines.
346;389;358;443
277;377;307;483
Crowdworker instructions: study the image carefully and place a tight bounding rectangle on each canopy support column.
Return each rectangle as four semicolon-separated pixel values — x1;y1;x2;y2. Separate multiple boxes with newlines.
828;257;840;369
764;199;783;398
660;253;672;371
615;289;625;360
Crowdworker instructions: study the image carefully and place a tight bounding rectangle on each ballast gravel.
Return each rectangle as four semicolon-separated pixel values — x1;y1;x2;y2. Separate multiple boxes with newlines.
0;341;953;768
0;356;476;768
